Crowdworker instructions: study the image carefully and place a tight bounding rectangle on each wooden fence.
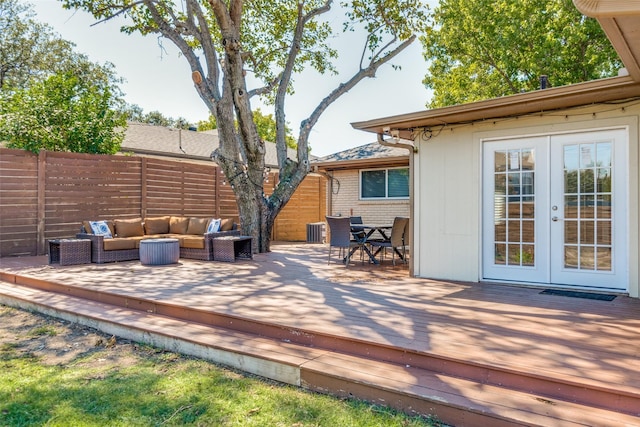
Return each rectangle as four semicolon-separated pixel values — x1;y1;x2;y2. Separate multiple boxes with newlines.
0;149;325;257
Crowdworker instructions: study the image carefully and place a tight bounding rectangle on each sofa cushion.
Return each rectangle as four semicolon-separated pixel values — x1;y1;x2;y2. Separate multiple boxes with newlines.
187;217;209;235
220;218;235;231
169;216;189;234
89;220;113;238
144;216;170;235
103;238;137;251
181;236;205;249
115;218;144;237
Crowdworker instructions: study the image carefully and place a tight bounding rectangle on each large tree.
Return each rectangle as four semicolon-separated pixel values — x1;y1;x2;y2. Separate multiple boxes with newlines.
422;0;622;108
62;0;428;252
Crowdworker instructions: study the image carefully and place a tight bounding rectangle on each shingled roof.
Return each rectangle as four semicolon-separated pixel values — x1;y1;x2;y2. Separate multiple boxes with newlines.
121;121;296;167
313;141;409;171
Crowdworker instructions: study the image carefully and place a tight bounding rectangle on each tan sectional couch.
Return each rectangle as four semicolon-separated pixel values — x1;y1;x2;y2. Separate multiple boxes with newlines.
77;216;240;263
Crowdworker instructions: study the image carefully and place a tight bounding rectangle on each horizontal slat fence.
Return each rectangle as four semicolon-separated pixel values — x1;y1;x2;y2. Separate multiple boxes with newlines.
271;173;326;241
0;149;325;257
0;149;39;256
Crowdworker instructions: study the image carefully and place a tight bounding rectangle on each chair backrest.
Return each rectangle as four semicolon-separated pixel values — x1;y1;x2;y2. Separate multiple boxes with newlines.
403;218;410;246
390;217;409;247
350;216;365;240
326;216;352;248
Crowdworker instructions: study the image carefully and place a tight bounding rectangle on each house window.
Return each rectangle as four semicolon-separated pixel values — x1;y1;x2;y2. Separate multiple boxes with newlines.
360;167;409;199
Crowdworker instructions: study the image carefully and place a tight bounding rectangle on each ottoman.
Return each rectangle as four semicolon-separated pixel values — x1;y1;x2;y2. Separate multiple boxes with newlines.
139;238;180;265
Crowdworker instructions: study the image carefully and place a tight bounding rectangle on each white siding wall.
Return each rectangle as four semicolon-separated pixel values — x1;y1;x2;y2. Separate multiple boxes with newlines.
328;169;410;224
413;103;639;298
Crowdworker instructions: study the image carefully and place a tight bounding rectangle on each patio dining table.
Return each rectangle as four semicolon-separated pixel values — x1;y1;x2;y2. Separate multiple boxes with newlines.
347;224;393;264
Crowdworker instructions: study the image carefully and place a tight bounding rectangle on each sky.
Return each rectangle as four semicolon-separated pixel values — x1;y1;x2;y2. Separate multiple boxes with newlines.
31;1;433;157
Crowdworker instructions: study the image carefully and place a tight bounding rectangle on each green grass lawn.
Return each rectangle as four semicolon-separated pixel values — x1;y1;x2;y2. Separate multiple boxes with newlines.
0;306;442;426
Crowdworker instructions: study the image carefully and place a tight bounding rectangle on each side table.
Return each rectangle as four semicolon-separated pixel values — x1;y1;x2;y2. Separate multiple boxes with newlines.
213;236;253;262
48;239;92;266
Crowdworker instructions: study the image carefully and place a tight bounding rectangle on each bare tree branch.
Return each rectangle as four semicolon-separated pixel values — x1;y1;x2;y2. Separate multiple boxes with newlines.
275;0;332;170
299;35;416;147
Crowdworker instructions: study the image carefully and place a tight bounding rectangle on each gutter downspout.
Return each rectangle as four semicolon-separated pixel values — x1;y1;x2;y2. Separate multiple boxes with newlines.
312;166;335;216
377;133;418;277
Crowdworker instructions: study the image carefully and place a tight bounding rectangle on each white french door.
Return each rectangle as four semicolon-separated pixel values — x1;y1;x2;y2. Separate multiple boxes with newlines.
482;129;628;291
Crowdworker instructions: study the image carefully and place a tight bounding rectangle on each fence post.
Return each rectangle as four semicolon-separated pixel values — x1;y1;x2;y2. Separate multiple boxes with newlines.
141;157;147;218
215;165;221;218
36;150;46;255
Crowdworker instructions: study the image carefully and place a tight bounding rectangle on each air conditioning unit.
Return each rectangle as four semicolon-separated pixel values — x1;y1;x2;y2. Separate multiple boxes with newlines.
306;222;326;243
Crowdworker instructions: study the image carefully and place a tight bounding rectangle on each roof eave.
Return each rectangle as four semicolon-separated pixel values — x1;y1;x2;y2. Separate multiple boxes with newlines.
313;155;409;171
351;76;640;137
573;0;640;81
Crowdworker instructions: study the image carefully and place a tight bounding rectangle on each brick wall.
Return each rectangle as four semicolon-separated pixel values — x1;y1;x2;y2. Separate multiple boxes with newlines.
328;169;410;224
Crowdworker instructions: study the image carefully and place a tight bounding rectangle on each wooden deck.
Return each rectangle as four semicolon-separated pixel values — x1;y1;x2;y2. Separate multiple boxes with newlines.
1;242;639;426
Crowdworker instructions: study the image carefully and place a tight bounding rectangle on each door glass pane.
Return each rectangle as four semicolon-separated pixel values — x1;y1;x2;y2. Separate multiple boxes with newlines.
597;168;611;192
495;151;507;172
565;221;578;244
580;169;595;193
564;246;578;269
597;248;612;271
562;142;612;271
493;148;535;267
495;244;506;265
521;220;534;243
580;195;595;218
521;245;535;266
597;221;612;245
565;170;578;194
565;196;578;218
581;247;595;270
495;220;507;241
598;195;612;219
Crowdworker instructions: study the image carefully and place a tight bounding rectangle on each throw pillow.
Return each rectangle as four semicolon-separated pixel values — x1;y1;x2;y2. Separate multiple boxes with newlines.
89;220;113;238
220;218;235;231
186;217;209;235
206;218;221;234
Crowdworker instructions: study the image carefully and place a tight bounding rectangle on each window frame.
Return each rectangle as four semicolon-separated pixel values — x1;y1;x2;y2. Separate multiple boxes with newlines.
359;166;410;200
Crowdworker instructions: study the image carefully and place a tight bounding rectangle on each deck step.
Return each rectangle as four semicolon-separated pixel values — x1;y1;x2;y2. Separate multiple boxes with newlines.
0;278;639;427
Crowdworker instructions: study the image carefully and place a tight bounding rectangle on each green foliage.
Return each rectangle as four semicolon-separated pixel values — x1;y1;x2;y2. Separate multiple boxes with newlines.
0;65;126;154
422;0;623;108
0;0;126;154
253;108;297;149
197;115;217;132
0;0;77;89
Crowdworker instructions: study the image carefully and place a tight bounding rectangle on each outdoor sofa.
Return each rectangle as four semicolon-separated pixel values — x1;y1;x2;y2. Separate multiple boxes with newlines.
77;216;240;263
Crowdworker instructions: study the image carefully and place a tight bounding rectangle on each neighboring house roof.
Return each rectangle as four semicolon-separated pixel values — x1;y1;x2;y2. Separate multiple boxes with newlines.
313;141;408;171
121;121;297;167
352;1;640;138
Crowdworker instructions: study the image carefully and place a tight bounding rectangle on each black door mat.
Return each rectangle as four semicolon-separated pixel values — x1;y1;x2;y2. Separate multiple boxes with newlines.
540;289;616;301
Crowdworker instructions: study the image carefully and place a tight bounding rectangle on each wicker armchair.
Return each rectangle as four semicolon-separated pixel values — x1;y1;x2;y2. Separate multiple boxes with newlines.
369;217;409;265
326;216;364;267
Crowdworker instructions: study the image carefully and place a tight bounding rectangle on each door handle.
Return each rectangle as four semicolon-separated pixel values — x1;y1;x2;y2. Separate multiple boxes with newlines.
552;216;562;222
